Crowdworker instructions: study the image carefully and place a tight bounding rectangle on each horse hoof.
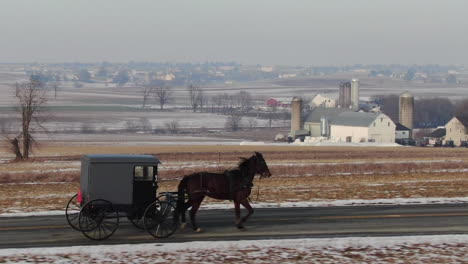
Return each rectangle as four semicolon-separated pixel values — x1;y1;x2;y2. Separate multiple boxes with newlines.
195;228;203;233
180;223;186;230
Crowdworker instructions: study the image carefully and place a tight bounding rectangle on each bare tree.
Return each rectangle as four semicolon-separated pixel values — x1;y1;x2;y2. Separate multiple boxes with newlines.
235;91;252;112
10;76;48;160
50;82;59;100
141;86;153;108
188;84;202;112
125;120;139;132
247;118;258;130
197;89;207;112
165;120;180;134
371;94;399;122
225;110;244;131
221;93;234;114
154;85;172;110
139;117;152;131
455;98;468;118
267;104;278;128
211;94;223;114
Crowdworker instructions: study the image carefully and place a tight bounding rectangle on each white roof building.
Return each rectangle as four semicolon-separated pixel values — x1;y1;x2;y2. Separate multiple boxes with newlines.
330;112;396;143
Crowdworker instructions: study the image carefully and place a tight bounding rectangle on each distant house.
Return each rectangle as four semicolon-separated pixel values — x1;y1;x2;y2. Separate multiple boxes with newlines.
266;97;293;108
445;116;468;146
423;127;446;146
310;94;339;109
395;123;411;140
330;112;396;143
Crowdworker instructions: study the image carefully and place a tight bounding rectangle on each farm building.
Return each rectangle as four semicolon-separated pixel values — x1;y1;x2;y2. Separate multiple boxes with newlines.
444;116;468;146
423;127;446;146
302;108;351;137
290;96;396;144
309;93;339;109
329;112;396;143
395;123;411;140
266;97;293;108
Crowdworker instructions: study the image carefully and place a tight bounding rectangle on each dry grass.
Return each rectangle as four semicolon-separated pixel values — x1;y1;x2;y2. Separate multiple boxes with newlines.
1;146;468;213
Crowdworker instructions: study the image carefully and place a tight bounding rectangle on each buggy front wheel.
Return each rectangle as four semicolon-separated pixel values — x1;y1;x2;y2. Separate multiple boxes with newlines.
78;199;119;240
65;194;81;231
143;201;178;238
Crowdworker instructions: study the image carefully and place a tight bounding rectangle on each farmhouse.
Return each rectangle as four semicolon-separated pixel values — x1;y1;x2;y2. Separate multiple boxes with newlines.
330;112;396;143
444;116;468;146
423;127;446;146
309;93;339;109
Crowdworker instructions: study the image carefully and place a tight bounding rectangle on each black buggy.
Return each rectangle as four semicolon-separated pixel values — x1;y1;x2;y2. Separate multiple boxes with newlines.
65;154;178;240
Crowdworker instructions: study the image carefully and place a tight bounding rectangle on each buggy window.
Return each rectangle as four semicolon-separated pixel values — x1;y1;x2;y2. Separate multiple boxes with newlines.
134;166;154;181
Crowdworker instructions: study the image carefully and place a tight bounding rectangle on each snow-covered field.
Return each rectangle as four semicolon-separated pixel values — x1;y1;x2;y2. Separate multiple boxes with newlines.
1;235;468;263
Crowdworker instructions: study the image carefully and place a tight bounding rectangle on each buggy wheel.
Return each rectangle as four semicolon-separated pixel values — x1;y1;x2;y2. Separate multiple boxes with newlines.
78;199;119;240
65;194;81;231
143;201;178;238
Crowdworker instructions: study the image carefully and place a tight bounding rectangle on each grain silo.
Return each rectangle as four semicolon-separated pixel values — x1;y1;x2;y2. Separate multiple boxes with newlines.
291;97;303;133
351;79;360;110
399;91;414;130
339;82;351;109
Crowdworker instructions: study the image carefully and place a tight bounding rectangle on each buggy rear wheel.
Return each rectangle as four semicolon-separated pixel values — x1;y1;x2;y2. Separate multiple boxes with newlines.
143;201;178;238
65;194;81;231
78;199;119;240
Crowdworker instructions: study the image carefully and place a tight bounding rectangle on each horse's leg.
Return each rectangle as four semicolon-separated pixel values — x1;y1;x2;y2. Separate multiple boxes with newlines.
234;200;243;229
180;201;192;229
239;199;254;226
189;195;204;232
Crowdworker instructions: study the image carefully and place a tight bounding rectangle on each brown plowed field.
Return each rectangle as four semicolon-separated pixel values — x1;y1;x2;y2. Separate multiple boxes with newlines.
1;145;468;214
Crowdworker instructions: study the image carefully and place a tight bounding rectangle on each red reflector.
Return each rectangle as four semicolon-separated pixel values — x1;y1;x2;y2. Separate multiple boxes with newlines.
77;190;82;204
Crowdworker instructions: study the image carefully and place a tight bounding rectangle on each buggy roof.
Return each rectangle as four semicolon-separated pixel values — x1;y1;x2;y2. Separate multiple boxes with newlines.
82;154;160;164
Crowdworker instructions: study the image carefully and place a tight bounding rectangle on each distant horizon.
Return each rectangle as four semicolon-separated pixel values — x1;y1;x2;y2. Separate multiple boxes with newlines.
0;61;465;68
1;1;467;65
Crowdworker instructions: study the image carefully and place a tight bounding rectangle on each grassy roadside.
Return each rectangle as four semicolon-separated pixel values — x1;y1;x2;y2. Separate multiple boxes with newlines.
0;146;467;214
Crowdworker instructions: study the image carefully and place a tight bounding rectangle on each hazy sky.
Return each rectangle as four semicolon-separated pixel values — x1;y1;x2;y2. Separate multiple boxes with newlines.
1;0;467;65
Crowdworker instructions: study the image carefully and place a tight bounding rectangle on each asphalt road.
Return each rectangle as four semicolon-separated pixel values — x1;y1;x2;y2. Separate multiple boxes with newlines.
1;204;468;249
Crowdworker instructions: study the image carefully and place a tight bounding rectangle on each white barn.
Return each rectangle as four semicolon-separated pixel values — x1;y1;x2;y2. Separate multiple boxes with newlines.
330;112;396;143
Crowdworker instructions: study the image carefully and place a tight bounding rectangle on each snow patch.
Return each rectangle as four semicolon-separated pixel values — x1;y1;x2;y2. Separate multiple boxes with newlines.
3;197;468;217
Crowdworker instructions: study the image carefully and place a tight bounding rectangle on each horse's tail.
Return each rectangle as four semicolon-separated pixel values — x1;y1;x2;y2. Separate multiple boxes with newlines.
176;176;189;222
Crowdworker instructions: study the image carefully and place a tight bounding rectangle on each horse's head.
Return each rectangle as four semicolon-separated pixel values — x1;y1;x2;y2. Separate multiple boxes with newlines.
254;152;271;178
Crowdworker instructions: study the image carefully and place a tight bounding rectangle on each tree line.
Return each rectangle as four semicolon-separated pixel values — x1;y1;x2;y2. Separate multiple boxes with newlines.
372;94;468;128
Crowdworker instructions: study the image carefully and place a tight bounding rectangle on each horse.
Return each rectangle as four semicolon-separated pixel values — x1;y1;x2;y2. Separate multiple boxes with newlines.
176;152;271;232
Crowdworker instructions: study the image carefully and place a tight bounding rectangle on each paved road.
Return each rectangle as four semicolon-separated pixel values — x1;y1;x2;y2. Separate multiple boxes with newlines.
1;204;468;249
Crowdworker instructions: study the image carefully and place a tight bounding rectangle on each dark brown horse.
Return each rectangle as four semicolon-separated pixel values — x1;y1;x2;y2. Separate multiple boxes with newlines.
176;152;271;231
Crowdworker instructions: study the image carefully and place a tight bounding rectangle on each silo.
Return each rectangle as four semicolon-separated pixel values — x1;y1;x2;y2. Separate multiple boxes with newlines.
399;91;414;129
351;79;360;110
339;82;352;109
291;97;303;133
320;116;329;137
